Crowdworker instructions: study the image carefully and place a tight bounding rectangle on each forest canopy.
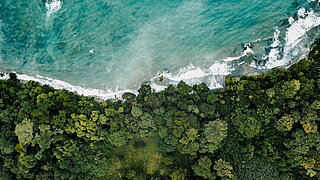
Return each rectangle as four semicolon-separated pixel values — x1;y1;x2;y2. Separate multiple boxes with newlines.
0;41;320;179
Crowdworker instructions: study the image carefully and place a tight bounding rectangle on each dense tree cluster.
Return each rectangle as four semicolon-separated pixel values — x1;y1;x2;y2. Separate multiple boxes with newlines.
0;41;320;179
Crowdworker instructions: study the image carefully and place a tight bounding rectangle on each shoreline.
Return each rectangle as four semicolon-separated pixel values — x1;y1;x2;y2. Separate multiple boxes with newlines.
0;53;310;103
0;70;134;102
0;6;319;100
0;40;315;102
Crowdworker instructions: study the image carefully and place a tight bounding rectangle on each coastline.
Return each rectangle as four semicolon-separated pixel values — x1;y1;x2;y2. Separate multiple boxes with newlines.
0;70;134;101
0;38;316;102
0;39;319;179
1;6;319;102
0;48;313;103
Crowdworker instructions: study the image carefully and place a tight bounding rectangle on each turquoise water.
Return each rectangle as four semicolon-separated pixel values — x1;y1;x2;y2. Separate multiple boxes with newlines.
0;0;320;92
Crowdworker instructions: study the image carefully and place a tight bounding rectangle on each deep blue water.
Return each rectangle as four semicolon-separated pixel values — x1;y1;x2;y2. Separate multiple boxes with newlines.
0;0;320;92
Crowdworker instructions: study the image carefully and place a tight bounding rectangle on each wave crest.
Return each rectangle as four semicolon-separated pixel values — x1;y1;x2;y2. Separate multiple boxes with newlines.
45;0;62;17
2;5;320;100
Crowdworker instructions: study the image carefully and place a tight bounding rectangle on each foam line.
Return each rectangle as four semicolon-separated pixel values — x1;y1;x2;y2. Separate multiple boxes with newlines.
0;72;136;100
45;0;62;17
286;9;320;47
265;8;320;68
1;6;320;100
150;7;320;89
167;64;207;82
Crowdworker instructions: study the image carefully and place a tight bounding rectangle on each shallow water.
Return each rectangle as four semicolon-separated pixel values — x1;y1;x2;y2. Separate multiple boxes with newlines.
0;0;320;94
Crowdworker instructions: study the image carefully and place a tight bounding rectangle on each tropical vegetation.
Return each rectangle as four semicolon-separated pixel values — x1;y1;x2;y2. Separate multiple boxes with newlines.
0;41;320;179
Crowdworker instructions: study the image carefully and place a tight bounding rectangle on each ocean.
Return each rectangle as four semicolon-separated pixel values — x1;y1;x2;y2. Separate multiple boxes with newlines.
1;0;320;99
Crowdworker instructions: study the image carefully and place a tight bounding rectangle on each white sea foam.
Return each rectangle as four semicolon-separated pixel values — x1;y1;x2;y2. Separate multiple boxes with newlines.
271;28;280;48
297;8;307;18
149;59;234;90
207;76;224;89
268;49;280;61
2;4;319;100
150;7;320;90
0;73;9;80
224;56;242;62
168;64;207;81
45;0;62;17
150;83;167;92
209;62;233;75
286;9;320;47
265;8;320;68
263;28;281;67
223;42;256;65
243;43;254;55
288;17;295;24
151;63;210;87
0;72;136;100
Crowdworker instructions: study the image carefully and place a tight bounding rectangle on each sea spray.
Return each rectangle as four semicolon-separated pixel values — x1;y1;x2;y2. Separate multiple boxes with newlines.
45;0;62;17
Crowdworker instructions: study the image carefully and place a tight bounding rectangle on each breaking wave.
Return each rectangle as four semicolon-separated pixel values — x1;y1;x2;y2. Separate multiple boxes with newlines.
0;72;133;100
265;8;320;68
45;0;62;17
149;7;320;91
1;5;320;100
